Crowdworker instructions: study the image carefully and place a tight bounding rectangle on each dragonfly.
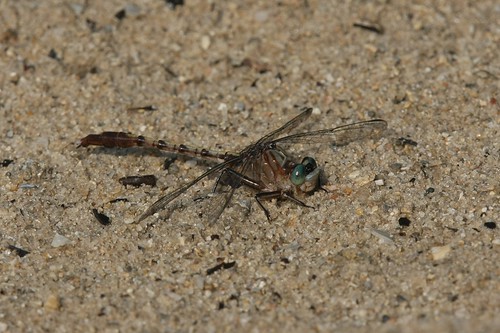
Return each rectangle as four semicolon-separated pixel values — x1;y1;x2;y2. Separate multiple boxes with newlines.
79;108;387;222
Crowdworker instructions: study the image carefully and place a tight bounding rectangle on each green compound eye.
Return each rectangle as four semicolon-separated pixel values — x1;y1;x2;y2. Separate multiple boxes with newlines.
290;164;306;186
302;157;317;173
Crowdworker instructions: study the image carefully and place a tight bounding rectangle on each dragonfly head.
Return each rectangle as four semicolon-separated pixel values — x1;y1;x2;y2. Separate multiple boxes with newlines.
290;157;321;193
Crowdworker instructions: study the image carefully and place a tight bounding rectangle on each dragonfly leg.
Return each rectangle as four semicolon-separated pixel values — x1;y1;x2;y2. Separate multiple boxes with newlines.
281;192;314;209
255;191;314;221
255;191;281;220
214;168;262;192
212;168;270;219
215;169;315;221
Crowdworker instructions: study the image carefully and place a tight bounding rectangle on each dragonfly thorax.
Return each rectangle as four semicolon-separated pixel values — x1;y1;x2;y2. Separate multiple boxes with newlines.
262;149;321;194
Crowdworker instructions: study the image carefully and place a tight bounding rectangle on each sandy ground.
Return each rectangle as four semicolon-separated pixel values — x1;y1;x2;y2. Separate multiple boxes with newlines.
0;1;498;332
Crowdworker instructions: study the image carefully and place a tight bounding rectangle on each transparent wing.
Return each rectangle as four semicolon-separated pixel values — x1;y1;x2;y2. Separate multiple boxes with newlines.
202;186;237;224
271;119;387;146
202;153;257;223
137;157;240;222
243;107;313;149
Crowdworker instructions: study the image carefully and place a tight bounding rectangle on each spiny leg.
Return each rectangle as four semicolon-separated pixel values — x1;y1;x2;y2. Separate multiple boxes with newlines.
255;191;315;221
214;168;262;192
217;169;316;220
215;168;275;220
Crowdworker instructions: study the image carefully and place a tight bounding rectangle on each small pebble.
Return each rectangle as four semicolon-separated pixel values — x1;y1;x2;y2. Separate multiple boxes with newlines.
19;184;38;189
201;35;211;50
370;228;394;244
92;209;111;226
254;10;269;22
68;3;84;15
125;3;141;16
398;217;411;227
1;159;14;167
217;103;228;112
325;73;335;83
484;222;496;229
425;187;435;195
234;101;246;112
348;170;361;179
124;217;135;225
431;245;451;261
44;294;61;311
185;159;198;168
166;0;184;9
51;233;71;248
348;170;372;186
381;314;391;323
312;107;321;115
114;9;126;20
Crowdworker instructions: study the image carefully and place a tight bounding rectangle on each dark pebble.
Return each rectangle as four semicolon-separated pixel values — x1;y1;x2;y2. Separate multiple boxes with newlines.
398;217;411;227
484;222;496;229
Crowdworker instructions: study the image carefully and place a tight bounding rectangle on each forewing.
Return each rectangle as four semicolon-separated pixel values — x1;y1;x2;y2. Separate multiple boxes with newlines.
272;119;387;146
250;107;313;146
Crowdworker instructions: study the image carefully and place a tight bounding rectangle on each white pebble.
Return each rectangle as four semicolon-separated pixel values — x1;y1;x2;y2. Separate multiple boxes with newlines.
201;35;211;50
369;228;394;244
431;245;451;260
51;233;71;247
